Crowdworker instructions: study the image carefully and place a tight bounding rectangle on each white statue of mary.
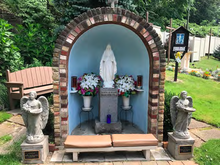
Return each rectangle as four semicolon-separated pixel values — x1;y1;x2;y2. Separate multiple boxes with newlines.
100;44;117;88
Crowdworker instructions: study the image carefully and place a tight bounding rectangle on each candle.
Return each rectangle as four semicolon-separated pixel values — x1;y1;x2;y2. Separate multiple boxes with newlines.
107;114;111;124
137;75;143;89
71;76;77;91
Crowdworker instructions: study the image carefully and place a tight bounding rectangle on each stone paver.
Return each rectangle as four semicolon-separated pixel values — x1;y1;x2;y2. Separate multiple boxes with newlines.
141;161;157;165
84;163;99;165
181;160;199;165
151;147;171;161
50;150;65;162
113;162;123;165
156;161;169;165
123;161;142;165
168;161;183;165
189;130;204;147
190;128;220;142
0;121;20;137
7;115;24;125
0;120;26;154
188;119;211;129
99;163;114;165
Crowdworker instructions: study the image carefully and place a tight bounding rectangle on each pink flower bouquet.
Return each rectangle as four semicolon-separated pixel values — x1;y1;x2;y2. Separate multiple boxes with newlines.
77;73;101;96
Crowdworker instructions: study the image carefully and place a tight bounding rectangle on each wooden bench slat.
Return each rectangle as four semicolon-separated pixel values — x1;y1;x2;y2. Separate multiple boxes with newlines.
12;71;22;91
35;67;43;86
40;67;47;85
21;70;29;88
44;67;50;84
48;67;53;83
11;85;53;95
30;68;38;87
15;71;22;82
26;68;34;88
10;72;17;82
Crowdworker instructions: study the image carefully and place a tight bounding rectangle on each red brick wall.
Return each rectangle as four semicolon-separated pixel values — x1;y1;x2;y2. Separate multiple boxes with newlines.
52;7;166;146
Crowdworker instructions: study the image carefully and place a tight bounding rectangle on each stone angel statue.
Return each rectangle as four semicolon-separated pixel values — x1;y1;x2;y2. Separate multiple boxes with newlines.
170;91;196;139
21;91;49;144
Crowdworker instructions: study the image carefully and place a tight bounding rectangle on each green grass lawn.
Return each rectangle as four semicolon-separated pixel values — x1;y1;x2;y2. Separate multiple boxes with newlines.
0;111;12;124
0;137;23;165
165;71;220;127
194;139;220;165
190;56;220;71
0;135;12;145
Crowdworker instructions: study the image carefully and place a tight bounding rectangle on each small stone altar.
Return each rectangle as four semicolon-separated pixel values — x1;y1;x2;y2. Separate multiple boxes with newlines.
21;135;49;164
95;88;122;133
168;133;195;160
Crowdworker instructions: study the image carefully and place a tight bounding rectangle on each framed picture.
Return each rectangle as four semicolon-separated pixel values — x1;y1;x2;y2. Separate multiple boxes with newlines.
176;33;185;45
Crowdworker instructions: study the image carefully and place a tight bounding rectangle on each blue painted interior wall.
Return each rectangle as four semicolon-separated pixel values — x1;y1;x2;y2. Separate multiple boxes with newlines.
68;24;149;134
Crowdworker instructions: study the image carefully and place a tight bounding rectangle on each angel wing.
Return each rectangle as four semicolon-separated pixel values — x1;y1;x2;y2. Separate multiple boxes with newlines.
170;96;179;127
187;96;193;126
38;96;49;129
20;96;29;127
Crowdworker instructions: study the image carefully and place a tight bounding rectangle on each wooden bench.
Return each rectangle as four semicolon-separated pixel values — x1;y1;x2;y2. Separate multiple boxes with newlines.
64;134;158;161
5;67;53;110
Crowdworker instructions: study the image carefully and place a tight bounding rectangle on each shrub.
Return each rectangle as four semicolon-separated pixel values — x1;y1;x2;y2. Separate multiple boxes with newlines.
163;90;178;141
0;83;9;110
4;0;56;29
43;93;54;143
213;45;220;60
0;19;23;80
14;24;55;66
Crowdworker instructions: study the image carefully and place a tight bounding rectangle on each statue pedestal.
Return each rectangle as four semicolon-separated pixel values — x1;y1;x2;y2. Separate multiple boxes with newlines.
95;88;122;133
21;135;49;164
168;132;195;160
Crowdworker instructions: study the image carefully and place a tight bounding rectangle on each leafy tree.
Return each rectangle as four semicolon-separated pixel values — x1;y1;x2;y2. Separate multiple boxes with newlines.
132;0;191;28
0;19;22;80
14;24;55;66
190;0;220;25
3;0;56;29
52;0;107;25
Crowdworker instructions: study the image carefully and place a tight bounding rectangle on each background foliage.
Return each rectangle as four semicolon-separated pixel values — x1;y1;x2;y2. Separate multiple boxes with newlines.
14;23;55;66
163;90;177;141
213;45;220;60
0;19;22;80
3;0;56;29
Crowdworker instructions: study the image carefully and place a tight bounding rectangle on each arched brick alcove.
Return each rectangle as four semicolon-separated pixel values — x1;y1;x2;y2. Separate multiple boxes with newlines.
52;7;166;146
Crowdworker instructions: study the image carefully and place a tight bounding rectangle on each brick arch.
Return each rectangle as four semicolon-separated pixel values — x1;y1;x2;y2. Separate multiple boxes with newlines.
52;7;166;146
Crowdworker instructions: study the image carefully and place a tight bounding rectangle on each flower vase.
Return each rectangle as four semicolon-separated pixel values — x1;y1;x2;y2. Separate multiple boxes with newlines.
83;96;92;108
122;96;130;109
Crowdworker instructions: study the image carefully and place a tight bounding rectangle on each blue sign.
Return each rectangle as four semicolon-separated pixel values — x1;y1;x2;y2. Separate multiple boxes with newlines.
176;33;185;45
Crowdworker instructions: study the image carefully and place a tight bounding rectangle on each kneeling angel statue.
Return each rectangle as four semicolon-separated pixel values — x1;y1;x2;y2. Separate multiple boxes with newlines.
170;91;196;139
21;91;49;144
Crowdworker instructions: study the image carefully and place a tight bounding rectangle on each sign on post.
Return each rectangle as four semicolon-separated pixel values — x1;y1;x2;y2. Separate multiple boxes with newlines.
170;26;190;81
